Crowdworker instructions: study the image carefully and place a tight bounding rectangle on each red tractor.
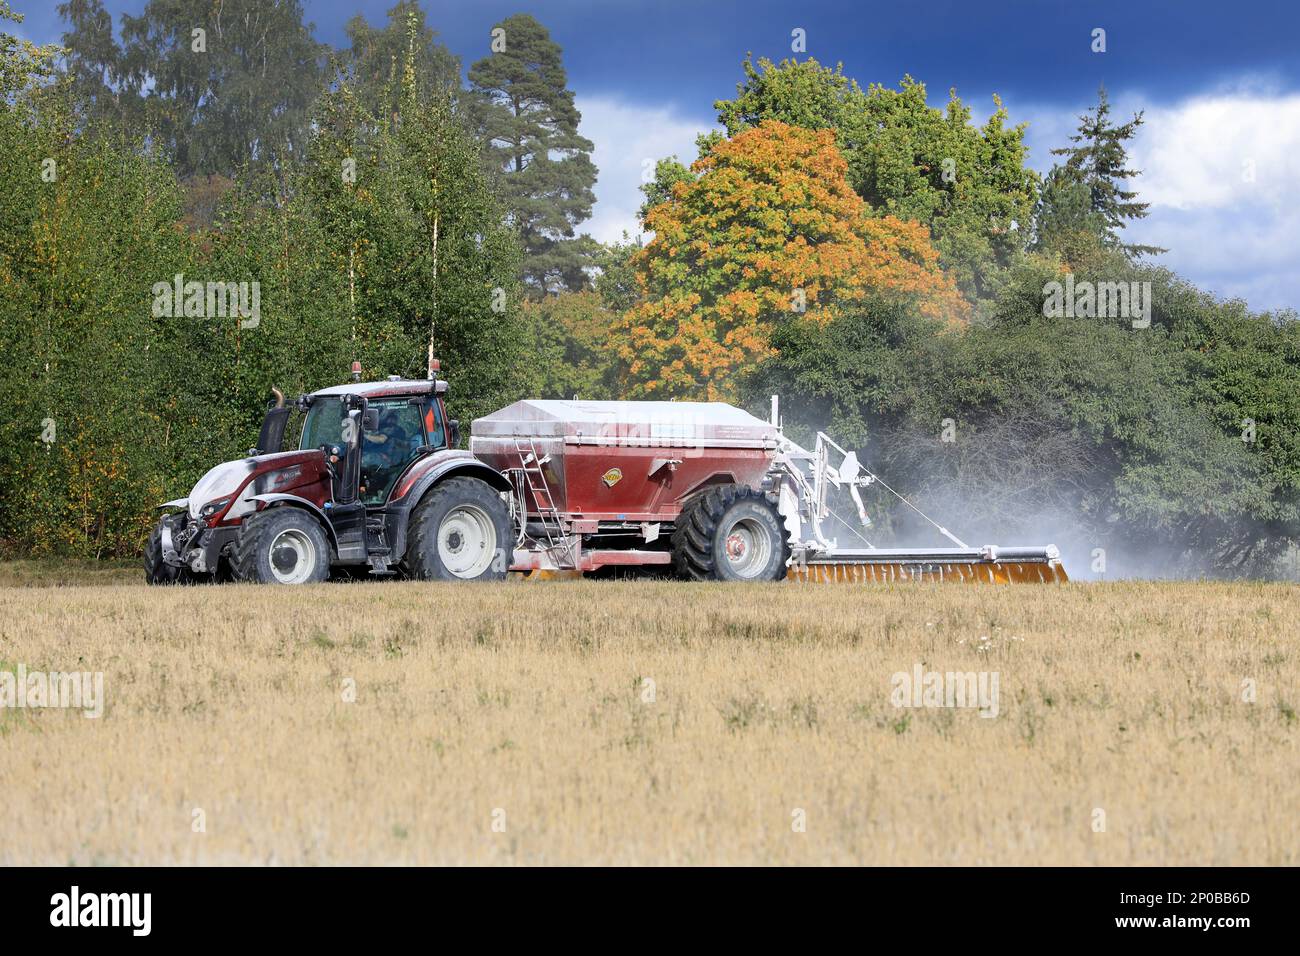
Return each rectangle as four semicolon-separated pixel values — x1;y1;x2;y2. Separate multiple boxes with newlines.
146;366;513;585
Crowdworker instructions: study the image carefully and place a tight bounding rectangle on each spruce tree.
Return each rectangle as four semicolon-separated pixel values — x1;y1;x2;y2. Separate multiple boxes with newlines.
1045;85;1165;258
467;13;597;296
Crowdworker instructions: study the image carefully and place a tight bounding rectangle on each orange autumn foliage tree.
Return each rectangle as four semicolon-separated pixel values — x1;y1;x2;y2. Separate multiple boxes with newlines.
617;120;966;400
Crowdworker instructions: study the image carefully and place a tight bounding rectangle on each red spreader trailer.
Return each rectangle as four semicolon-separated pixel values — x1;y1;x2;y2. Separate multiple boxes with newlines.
472;400;782;576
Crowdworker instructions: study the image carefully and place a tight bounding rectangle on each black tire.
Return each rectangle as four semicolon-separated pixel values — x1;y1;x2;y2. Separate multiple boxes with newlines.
671;484;789;582
144;520;194;585
404;477;511;581
231;507;331;585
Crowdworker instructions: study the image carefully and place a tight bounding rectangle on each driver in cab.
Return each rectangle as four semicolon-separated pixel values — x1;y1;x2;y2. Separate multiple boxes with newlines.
361;409;419;499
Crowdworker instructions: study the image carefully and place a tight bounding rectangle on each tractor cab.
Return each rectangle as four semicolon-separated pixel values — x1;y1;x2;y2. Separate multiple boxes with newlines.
301;377;452;507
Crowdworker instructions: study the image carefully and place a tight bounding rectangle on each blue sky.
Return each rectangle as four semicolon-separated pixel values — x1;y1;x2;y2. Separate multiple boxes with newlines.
16;0;1300;311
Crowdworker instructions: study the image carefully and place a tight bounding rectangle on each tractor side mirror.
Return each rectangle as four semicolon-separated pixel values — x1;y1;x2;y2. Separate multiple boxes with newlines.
363;408;379;432
448;419;461;447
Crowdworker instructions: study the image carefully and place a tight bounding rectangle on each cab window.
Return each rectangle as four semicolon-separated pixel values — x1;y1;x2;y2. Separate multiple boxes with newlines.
300;396;344;450
422;399;446;449
361;399;426;504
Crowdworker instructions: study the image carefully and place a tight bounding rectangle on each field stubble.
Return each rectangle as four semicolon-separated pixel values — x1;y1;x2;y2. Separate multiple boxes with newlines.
0;576;1295;865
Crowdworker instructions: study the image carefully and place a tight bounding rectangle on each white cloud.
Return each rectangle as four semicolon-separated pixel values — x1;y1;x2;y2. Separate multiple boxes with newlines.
576;95;713;245
1130;93;1300;210
1018;84;1300;313
1123;89;1300;312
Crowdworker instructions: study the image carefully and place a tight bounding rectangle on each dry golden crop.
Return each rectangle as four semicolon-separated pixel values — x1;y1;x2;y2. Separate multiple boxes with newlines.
1;574;1295;865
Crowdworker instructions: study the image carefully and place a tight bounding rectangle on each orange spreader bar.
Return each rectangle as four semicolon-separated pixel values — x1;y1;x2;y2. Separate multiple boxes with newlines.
787;561;1069;584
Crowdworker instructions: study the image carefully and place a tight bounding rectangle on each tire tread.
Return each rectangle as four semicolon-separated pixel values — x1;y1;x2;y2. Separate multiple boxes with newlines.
672;483;788;581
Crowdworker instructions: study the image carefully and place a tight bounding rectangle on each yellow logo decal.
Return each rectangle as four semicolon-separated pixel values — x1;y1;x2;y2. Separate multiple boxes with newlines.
601;468;623;488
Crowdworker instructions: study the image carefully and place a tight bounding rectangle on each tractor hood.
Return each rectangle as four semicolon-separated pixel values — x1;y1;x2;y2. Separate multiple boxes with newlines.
187;450;327;520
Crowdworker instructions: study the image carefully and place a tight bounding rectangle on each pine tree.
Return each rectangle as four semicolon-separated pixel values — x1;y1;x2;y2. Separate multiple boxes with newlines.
467;13;597;297
1045;85;1165;258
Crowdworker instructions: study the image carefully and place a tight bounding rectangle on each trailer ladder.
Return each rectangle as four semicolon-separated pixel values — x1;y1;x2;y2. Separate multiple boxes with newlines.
512;438;577;570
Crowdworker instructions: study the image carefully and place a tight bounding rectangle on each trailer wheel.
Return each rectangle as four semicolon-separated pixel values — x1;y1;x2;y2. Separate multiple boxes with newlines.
144;521;194;585
405;477;510;581
672;484;789;582
231;507;330;585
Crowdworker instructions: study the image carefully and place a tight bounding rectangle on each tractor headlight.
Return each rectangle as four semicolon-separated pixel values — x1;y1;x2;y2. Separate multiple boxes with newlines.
200;496;233;519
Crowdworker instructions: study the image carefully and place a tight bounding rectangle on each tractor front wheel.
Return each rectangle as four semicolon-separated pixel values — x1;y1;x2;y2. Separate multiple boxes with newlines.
672;484;789;582
405;477;510;581
144;521;193;586
231;507;331;585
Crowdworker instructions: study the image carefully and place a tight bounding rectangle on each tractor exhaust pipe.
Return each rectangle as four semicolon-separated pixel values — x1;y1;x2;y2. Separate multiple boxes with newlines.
253;387;290;455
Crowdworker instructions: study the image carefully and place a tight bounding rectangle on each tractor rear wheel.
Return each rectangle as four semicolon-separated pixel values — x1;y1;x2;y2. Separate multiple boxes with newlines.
405;477;510;581
672;484;789;582
231;507;330;585
144;521;193;585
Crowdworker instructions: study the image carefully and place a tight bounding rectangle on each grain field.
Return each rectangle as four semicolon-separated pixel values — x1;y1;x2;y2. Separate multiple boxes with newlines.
1;576;1296;865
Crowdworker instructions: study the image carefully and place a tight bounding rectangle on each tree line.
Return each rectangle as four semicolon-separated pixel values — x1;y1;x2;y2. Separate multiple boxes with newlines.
2;1;1297;577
